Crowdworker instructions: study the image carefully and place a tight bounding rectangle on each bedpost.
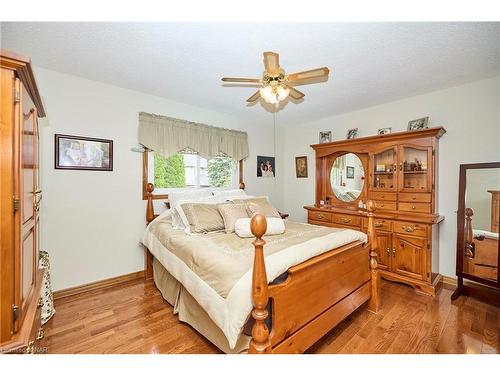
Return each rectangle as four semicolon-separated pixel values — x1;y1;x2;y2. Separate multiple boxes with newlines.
366;200;380;313
238;159;245;190
146;183;155;224
464;208;474;258
249;214;272;354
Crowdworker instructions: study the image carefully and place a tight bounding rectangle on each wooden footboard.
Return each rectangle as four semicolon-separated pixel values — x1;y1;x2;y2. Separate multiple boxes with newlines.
249;201;380;354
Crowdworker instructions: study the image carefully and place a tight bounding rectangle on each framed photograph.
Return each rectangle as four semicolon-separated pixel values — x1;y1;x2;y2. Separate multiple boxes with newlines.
257;156;275;177
346;128;358;139
377;127;392;135
346;166;355;179
295;156;308;178
55;134;113;171
319;131;332;144
407;116;429;131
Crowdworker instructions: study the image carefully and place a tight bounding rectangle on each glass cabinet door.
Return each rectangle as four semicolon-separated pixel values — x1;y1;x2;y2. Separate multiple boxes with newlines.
398;145;432;192
371;147;397;190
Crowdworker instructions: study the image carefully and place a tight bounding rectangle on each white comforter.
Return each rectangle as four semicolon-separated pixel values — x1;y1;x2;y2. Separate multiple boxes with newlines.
142;211;367;349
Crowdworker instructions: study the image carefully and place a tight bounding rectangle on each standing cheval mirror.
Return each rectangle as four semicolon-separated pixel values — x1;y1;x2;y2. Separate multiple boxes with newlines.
452;162;500;305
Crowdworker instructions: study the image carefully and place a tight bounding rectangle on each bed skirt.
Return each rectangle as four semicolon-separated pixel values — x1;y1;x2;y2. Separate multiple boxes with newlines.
152;257;251;354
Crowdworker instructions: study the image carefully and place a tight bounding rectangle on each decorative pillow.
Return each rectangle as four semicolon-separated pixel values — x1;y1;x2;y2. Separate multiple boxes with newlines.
180;202;225;234
233;196;281;218
234;217;285;238
217;203;249;233
170;195;219;230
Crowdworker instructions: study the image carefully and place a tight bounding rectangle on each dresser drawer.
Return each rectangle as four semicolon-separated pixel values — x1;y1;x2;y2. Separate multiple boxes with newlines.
362;218;392;232
399;202;431;213
333;214;361;227
369;192;397;201
394;221;427;237
374;200;397;210
308;211;333;223
399;192;432;203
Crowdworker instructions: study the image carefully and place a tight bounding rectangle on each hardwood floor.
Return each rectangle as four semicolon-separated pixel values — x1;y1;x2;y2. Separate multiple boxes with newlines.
40;279;499;354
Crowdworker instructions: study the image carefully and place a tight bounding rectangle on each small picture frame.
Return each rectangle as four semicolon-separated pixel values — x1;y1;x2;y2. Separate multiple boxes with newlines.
319;131;332;144
407;117;429;131
346;166;355;179
377;127;392;135
346;128;358;139
257;156;275;177
55;134;113;171
295;156;308;178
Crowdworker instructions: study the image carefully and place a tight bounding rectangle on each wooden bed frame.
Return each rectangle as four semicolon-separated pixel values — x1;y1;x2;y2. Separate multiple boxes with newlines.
144;183;380;354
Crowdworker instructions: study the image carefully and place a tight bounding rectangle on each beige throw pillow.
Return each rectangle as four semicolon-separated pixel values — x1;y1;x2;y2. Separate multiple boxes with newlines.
233;197;281;218
218;203;249;233
180;203;225;234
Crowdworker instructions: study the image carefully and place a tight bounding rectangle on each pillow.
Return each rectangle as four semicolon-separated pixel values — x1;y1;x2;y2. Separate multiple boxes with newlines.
212;189;248;202
180;202;225;234
168;192;216;229
217;203;249;233
234;217;285;238
168;189;213;210
233;196;281;218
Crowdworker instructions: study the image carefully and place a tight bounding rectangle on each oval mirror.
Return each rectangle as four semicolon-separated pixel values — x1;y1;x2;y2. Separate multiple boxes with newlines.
330;153;365;202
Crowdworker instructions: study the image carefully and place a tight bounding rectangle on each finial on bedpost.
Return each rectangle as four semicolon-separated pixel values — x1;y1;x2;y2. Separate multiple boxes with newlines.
249;214;272;354
366;200;380;313
146;183;155;224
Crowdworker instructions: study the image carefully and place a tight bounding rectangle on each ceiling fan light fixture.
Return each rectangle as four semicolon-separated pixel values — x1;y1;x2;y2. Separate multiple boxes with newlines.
277;85;290;101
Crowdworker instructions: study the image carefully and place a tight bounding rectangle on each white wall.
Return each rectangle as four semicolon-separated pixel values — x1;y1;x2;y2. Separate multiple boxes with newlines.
277;76;500;278
36;67;277;291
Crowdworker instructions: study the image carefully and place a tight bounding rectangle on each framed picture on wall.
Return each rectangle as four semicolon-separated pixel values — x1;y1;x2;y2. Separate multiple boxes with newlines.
55;134;113;171
257;156;275;177
346;166;355;179
295;156;308;178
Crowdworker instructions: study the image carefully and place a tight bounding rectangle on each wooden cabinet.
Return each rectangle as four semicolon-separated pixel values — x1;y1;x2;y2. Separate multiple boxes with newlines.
0;50;46;353
305;127;445;296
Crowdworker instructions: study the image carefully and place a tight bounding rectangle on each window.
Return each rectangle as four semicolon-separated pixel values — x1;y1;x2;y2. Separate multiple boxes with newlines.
144;150;239;198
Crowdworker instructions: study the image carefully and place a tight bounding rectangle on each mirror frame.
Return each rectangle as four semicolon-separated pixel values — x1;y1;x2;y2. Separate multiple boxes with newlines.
453;162;500;303
325;151;369;207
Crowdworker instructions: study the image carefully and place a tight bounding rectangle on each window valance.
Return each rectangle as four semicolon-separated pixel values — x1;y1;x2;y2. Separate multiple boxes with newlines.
138;112;249;161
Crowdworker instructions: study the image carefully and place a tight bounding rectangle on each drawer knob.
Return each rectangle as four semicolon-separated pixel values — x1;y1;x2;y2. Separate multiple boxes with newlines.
386;247;390;255
392;248;396;257
37;297;43;308
412;205;416;209
341;218;351;223
317;214;324;219
374;222;383;228
381;195;385;198
412;196;417;200
379;203;385;207
402;225;416;233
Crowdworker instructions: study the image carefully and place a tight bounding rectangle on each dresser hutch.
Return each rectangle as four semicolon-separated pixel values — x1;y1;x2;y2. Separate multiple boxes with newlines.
0;50;45;353
305;127;446;296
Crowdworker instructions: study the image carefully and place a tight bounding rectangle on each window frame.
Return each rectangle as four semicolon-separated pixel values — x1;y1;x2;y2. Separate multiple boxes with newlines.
142;150;244;200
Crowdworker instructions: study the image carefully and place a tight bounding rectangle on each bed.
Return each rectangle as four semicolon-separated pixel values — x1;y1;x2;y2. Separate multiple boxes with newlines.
142;183;380;354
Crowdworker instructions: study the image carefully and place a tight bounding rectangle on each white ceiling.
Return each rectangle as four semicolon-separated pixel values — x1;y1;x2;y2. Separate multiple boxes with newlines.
1;22;499;125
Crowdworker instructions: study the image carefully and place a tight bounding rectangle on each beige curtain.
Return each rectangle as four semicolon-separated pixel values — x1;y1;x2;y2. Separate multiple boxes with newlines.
138;112;249;160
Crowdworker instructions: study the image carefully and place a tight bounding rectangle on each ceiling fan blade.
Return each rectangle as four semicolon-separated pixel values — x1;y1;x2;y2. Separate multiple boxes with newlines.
246;90;261;103
263;52;280;76
288;87;305;100
221;77;261;83
286;67;330;82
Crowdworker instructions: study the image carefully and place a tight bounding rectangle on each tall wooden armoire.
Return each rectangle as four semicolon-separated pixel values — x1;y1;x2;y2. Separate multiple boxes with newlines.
0;50;46;353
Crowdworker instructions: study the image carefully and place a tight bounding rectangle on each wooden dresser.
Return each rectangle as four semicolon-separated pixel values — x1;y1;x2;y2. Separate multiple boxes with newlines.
305;127;446;296
0;50;46;353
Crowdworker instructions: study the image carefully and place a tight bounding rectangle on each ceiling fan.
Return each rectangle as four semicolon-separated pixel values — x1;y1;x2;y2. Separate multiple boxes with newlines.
221;51;329;105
